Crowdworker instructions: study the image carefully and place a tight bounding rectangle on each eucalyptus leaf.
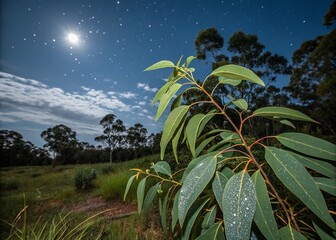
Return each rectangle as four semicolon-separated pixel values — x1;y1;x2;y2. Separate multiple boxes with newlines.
137;178;147;214
211;64;265;86
279;225;307;240
171;190;180;232
195;135;217;157
253;107;317;123
186;56;196;67
196;222;225;240
222;171;257;240
144;60;175;71
276;132;336;161
151;161;172;177
143;183;160;213
313;221;336;240
232;98;248;110
265;147;335;229
314;177;336;196
290;152;336;178
212;171;230;211
124;175;136;201
152;81;173;106
219;77;242;86
171;93;183;111
178;156;217;226
160;105;189;160
172;117;186;163
202;206;217;230
186;114;206;158
156;83;182;121
252;170;279;240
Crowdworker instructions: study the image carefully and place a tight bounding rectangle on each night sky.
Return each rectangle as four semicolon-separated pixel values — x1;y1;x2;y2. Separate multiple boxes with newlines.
0;0;331;147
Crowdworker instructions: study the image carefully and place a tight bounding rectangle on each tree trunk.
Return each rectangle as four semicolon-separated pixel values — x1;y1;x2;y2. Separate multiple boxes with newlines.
109;149;113;164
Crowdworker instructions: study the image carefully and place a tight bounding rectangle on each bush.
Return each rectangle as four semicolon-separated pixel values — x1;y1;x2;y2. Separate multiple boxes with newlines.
74;168;97;191
125;57;336;239
100;164;114;175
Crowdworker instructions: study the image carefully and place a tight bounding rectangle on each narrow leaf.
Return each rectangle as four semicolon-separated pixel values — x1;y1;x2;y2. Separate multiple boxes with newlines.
253;107;317;123
219;77;242;86
313;221;336;240
186;114;206;158
314;177;336;196
151;161;172;177
211;64;265;86
156;83;182;121
202;206;217;230
252;170;279;240
276;132;336;161
124;175;136;201
181;198;210;240
152;81;173;106
172;118;186;163
143;183;160;213
171;93;183;111
212;171;230;211
195;135;217;157
279;119;296;128
265;147;335;229
178;156;217;226
279;225;307;240
137;178;147;214
222;171;257;240
160;105;189;160
144;60;175;71
232;98;248;110
186;56;196;67
197;110;217;138
171;190;180;232
196;222;225;240
160;188;172;235
290;152;336;178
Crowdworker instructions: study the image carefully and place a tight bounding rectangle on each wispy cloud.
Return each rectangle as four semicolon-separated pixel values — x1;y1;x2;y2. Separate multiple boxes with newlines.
137;82;158;92
0;72;134;136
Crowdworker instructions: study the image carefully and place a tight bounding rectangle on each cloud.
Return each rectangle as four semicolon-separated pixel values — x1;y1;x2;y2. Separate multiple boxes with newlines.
107;90;138;99
137;82;158;92
0;72;133;136
138;101;146;106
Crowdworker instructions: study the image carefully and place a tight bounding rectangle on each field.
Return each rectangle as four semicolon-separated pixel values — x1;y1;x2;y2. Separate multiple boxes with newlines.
0;155;163;239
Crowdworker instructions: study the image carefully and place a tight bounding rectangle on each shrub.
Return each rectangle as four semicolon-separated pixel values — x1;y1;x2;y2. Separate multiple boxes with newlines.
74;168;97;191
100;164;114;175
125;57;336;239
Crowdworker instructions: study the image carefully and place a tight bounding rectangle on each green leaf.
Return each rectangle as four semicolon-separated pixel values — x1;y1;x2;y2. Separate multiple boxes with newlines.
186;114;206;158
137;178;147;214
276;132;336;161
152;81;174;106
202;206;217;230
197;110;217;138
212;171;230;211
252;170;279;240
195;136;217;157
160;105;189;160
314;177;336;196
171;190;180;232
222;171;257;240
171;93;183;111
290;152;336;178
156;83;182;121
143;182;160;213
279;225;307;240
159;188;172;235
181;198;210;240
253;107;317;123
186;56;196;67
178;156;217;226
124;175;136;201
231;98;248;110
144;60;175;71
207;141;230;153
172;117;186;163
151;161;172;177
219;77;242;86
196;223;225;240
211;64;265;86
265;147;335;229
279;119;296;128
220;131;242;144
313;221;336;240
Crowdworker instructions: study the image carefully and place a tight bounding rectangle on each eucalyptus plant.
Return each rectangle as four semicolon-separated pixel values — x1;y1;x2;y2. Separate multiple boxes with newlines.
124;56;336;239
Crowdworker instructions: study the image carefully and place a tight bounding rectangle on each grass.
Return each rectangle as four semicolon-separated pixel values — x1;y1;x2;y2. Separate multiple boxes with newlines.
0;154;163;239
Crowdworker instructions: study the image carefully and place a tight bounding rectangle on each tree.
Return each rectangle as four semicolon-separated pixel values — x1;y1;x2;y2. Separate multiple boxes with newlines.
287;2;336;135
195;27;224;60
126;57;336;240
41;124;77;167
95;114;126;164
126;123;147;159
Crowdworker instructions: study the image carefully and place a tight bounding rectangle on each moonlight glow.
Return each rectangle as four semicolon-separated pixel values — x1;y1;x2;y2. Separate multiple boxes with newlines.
67;33;79;45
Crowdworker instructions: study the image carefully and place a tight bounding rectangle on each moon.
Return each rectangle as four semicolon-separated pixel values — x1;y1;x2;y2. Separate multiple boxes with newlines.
67;33;79;45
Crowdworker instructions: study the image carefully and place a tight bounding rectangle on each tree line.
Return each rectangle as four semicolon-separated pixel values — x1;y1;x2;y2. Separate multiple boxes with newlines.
0;115;161;167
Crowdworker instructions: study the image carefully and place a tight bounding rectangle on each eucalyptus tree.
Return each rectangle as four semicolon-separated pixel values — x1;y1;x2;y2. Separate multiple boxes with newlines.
126;123;147;159
41;124;77;167
95;114;126;164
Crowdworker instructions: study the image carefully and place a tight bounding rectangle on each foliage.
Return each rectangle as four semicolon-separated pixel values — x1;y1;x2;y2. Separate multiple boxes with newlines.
74;168;97;191
126;57;336;239
126;123;148;159
95;114;126;164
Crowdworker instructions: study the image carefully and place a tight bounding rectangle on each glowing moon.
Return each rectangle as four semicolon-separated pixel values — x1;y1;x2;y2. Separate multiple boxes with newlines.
67;33;79;44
